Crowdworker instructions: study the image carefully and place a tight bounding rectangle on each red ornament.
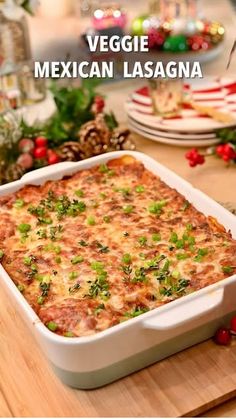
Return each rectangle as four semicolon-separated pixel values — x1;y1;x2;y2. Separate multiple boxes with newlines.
33;146;48;159
148;28;165;49
185;148;205;167
188;35;210;51
17;153;34;169
35;136;48;148
18;138;35;154
214;327;231;346
47;152;60;165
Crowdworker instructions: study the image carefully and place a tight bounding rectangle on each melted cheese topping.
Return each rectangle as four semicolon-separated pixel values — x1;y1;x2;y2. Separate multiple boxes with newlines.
0;156;235;337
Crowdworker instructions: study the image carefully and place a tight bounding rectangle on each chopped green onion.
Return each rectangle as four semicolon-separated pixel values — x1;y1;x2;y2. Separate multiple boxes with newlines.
176;253;189;260
18;223;31;233
170;232;178;243
152;233;161;242
14;199;25;209
222;266;234;274
69;271;79;280
138;236;147;246
122;253;132;264
135;185;145;193
123;205;134;214
71;255;84;264
0;250;4;259
37;296;45;305
64;331;74;337
75;189;84;197
23;256;32;266
87;216;96;226
46;321;58;332
148;200;166;215
103;215;111;223
55;256;61;264
17;284;25;293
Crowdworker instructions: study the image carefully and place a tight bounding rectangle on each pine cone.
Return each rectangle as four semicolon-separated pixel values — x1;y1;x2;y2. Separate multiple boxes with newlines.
57;142;81;161
78;114;111;159
109;128;136;151
5;163;25;183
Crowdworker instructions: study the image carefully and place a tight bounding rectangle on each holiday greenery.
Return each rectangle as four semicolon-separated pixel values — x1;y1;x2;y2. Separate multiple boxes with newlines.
0;80;135;184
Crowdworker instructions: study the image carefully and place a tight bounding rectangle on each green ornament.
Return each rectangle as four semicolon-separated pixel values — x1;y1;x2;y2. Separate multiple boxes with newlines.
163;34;189;52
131;15;149;36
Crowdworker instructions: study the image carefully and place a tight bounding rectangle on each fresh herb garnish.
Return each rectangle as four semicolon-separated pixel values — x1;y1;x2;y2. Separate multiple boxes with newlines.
135;185;145;193
152;233;161;242
122;253;132;264
222;265;234;274
87;215;96;226
69;271;79;280
103;215;111;223
122;205;134;214
138;236;147;246
194;248;208;262
75;189;84;197
14;199;25;209
181;200;190;211
0;250;4;259
78;240;88;247
96;242;110;253
46;321;58;332
148;200;167;215
69;283;81;294
71;255;84;264
18;223;31;233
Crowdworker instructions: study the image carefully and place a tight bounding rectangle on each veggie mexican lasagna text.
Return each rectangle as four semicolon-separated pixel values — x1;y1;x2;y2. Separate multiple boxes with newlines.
0;156;235;337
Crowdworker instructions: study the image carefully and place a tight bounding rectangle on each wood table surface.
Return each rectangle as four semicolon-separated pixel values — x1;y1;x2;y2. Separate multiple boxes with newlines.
1;0;236;417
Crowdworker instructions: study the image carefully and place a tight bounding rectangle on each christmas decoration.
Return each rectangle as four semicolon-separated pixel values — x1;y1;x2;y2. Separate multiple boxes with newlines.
78;113;113;159
0;80;135;185
57;142;81;162
185;128;236;169
214;327;232;346
131;10;224;53
92;3;127;30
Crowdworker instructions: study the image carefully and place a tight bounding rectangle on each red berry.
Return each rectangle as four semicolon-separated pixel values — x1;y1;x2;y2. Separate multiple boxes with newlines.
17;153;34;169
18;138;35;154
33;146;48;159
47;152;60;165
35;136;48;148
214;327;231;345
94;95;105;113
230;316;236;333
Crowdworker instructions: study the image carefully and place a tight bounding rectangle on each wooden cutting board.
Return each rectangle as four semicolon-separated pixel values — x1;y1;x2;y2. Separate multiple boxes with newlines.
1;283;236;418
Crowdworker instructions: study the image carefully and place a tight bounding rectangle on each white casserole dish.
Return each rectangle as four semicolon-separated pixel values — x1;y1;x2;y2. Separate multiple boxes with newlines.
0;150;236;389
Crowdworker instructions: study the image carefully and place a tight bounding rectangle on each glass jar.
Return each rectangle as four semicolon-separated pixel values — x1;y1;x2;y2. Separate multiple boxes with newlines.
0;0;31;75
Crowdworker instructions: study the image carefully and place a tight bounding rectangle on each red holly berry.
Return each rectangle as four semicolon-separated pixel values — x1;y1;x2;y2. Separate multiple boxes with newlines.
216;143;236;162
185;148;205;167
214;327;231;345
18;138;35;154
17;153;34;169
35;136;48;148
47;152;60;165
93;96;105;114
33;146;48;159
230;316;236;334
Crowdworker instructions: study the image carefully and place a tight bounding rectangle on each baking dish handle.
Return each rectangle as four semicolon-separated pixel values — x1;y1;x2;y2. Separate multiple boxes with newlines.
21;162;78;183
142;288;224;331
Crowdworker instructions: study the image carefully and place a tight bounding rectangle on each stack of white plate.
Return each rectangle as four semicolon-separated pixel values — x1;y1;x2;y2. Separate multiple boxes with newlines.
125;77;236;147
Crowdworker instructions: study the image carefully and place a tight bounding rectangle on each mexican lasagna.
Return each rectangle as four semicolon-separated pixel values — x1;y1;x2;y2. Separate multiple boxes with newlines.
0;155;235;338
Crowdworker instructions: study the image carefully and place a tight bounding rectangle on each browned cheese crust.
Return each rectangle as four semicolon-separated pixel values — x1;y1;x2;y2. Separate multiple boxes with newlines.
0;156;235;337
